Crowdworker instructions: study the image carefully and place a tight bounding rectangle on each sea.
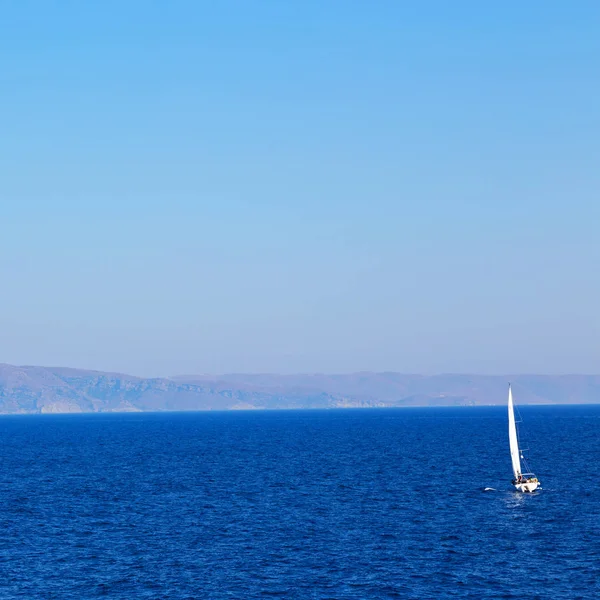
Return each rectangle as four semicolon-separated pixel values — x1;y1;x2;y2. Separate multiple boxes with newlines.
0;406;598;599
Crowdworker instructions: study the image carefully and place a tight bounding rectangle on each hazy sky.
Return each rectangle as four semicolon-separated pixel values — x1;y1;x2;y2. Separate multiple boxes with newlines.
1;1;599;376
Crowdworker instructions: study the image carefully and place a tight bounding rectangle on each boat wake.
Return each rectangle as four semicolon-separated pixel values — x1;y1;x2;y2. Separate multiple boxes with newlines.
483;487;496;492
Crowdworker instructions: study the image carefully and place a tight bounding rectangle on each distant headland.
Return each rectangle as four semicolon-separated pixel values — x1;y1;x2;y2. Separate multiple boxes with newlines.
0;363;598;414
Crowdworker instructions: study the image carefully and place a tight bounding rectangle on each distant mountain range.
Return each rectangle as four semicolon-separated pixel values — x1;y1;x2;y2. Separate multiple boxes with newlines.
0;363;599;414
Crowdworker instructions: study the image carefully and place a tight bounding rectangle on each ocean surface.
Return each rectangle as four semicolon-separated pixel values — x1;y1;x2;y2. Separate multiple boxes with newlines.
0;406;598;599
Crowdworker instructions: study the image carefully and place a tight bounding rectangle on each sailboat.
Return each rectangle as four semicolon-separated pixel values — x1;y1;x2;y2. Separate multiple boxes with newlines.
508;384;540;493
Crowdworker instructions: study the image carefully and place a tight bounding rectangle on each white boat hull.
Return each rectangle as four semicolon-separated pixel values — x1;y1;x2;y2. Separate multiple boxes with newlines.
514;481;540;493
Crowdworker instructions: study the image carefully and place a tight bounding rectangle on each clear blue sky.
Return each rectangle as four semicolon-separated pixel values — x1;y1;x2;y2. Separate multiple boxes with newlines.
1;1;598;376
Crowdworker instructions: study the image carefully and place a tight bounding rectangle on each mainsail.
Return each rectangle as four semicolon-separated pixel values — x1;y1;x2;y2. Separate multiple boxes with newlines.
507;384;521;479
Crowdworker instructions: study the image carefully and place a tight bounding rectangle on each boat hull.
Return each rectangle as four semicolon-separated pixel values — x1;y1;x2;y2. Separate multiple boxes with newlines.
514;481;540;493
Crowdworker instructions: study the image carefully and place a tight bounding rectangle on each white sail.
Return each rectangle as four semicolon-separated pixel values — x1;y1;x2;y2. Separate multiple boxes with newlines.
508;385;521;479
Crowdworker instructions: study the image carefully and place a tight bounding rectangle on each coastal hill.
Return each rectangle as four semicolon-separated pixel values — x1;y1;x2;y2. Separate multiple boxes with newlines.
0;363;599;414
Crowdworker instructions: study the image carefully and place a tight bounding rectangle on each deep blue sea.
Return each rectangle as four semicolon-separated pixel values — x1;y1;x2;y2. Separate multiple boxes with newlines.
0;406;598;599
